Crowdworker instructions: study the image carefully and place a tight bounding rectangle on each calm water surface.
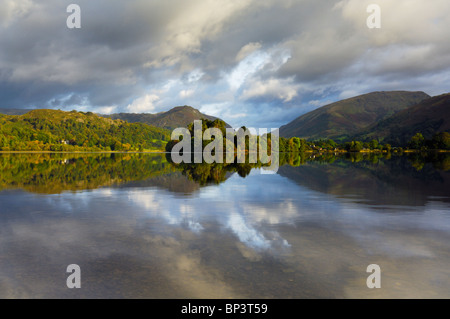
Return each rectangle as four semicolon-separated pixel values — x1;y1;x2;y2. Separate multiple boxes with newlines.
0;153;449;298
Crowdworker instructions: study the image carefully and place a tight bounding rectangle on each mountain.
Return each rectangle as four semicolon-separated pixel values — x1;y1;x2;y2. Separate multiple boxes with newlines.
0;109;170;152
0;106;229;131
103;105;230;130
355;93;450;145
280;91;430;140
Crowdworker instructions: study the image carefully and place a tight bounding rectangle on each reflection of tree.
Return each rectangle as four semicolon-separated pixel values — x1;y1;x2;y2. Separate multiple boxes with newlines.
433;156;450;171
166;150;450;187
1;151;448;194
409;153;426;171
166;153;263;185
280;152;307;166
278;152;450;207
0;153;173;194
407;152;450;171
281;151;450;171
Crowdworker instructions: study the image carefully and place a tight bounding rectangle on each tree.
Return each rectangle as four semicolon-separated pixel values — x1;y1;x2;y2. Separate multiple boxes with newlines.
409;133;425;149
370;139;379;150
345;141;363;152
382;144;392;152
288;137;302;152
327;139;337;149
431;132;450;150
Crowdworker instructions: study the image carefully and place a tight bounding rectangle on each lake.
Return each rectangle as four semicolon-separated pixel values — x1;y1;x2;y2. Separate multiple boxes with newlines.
0;152;449;298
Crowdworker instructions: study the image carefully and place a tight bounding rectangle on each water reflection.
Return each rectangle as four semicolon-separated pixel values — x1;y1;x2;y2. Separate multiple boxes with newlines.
2;152;448;196
0;153;174;194
0;152;449;298
278;153;450;207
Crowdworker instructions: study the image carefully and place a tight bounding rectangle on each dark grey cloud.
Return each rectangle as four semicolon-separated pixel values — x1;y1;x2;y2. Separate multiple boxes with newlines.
0;0;449;127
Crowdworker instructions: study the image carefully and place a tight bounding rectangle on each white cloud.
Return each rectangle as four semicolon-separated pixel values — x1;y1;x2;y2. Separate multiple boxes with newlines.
199;102;230;117
227;113;247;119
179;89;194;99
126;94;160;113
144;0;256;69
96;105;117;114
241;77;299;102
0;0;34;27
226;50;270;91
187;69;204;83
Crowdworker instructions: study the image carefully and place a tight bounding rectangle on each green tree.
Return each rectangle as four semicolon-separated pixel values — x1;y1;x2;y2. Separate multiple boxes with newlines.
431;132;450;150
409;133;425;149
345;141;363;152
370;139;381;150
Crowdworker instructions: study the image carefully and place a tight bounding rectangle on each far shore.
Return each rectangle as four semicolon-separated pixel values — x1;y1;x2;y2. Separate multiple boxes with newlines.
0;150;167;154
0;149;448;154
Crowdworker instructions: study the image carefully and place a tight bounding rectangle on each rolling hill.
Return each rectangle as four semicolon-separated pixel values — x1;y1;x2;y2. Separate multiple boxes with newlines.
0;109;170;151
103;105;230;130
280;91;430;140
0;105;229;131
355;93;450;145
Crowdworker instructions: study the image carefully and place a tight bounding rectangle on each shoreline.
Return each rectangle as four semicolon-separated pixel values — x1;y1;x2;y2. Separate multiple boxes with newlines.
0;150;167;154
0;150;449;154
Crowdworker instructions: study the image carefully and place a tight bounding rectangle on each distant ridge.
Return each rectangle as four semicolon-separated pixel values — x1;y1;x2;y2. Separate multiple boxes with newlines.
0;106;229;131
0;108;33;115
280;91;430;140
103;105;230;130
355;93;450;145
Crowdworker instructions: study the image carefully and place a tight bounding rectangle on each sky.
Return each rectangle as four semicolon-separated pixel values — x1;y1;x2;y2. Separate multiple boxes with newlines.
1;0;449;128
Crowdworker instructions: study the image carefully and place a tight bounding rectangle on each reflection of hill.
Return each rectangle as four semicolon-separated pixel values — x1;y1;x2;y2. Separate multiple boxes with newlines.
0;152;246;194
0;153;174;194
278;153;450;207
0;152;248;195
2;152;449;201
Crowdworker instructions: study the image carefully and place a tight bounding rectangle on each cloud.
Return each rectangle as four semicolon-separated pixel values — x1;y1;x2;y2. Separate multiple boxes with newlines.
241;77;299;102
127;94;160;113
0;0;449;127
0;0;34;27
235;42;262;62
179;89;194;99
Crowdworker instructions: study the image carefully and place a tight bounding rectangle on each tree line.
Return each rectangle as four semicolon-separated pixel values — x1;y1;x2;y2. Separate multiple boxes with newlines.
278;131;450;153
0;110;170;152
